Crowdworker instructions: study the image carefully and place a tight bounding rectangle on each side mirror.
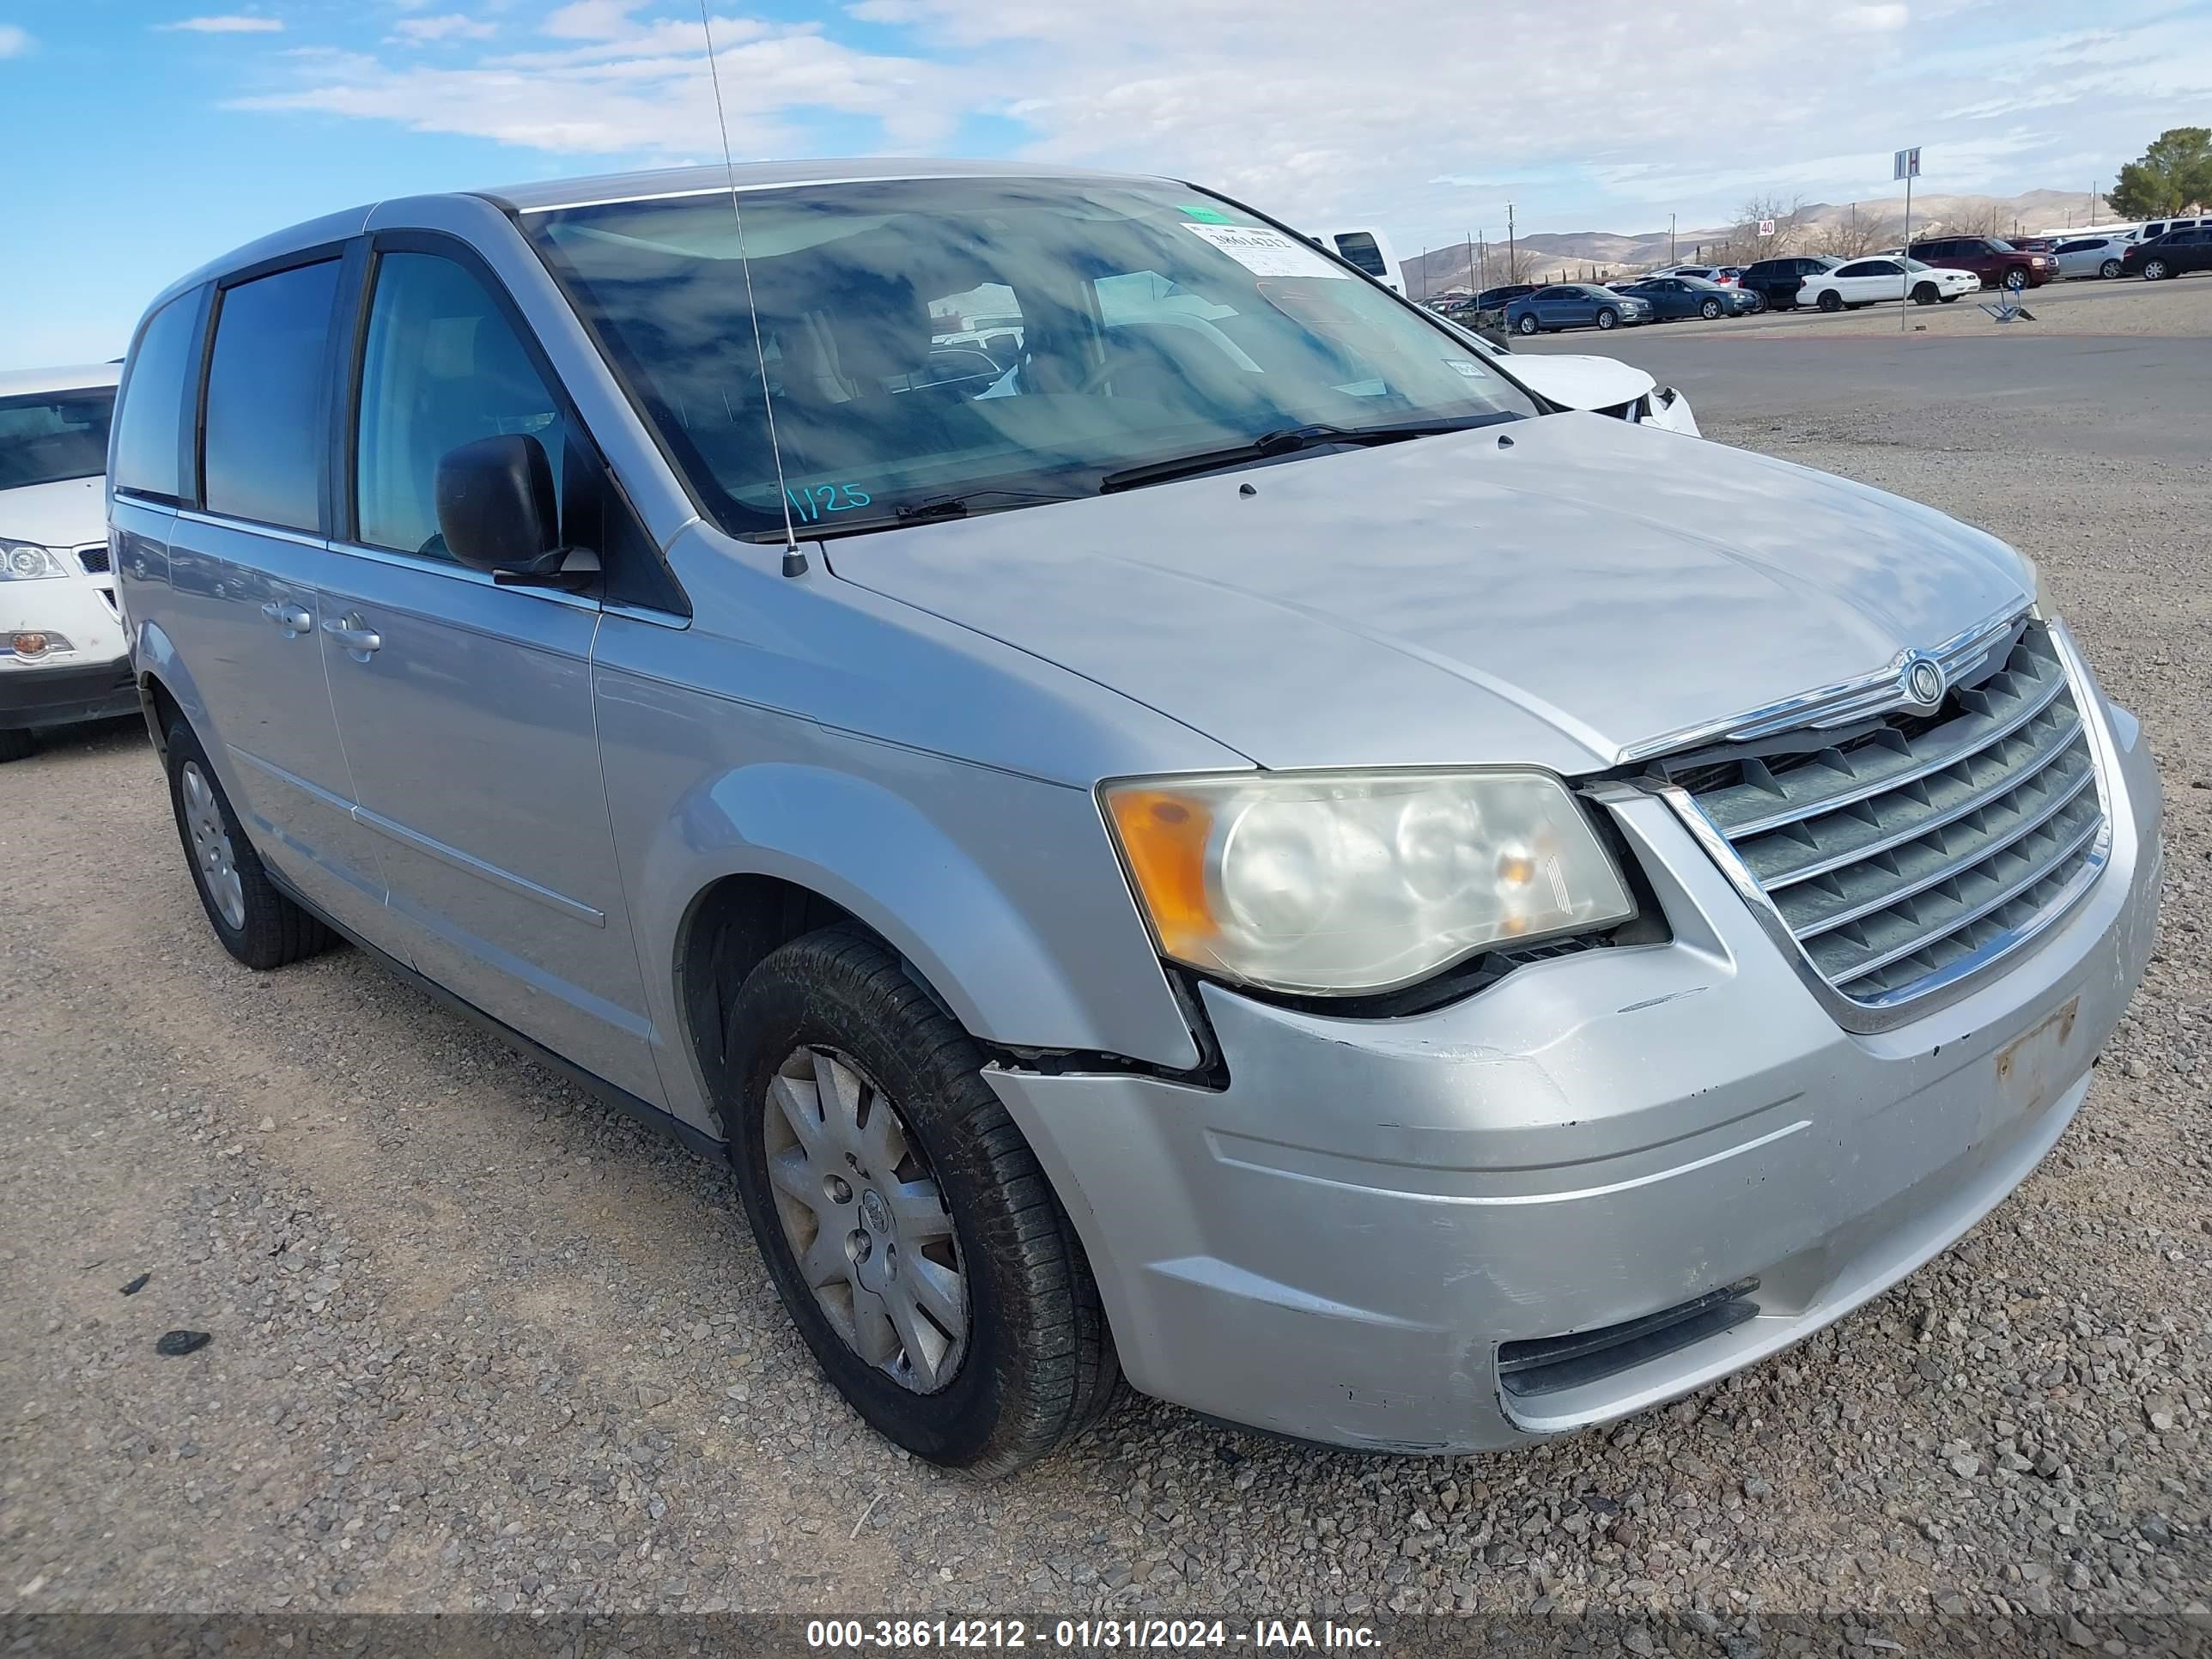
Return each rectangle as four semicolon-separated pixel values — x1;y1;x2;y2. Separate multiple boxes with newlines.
434;434;599;592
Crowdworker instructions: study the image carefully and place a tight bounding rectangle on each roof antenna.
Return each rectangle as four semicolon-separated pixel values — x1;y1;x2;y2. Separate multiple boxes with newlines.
697;0;806;577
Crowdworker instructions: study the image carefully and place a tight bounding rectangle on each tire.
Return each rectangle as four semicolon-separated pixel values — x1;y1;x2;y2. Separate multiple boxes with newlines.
1595;308;1618;330
163;719;336;969
0;727;33;763
1816;289;1844;313
2100;258;2123;279
1911;283;1938;306
726;927;1119;1476
2143;259;2168;281
1940;294;1960;303
2002;268;2029;291
1699;298;1723;319
1516;313;1538;336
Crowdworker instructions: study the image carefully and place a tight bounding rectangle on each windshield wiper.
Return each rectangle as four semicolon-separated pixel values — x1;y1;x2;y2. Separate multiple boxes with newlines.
1097;416;1515;495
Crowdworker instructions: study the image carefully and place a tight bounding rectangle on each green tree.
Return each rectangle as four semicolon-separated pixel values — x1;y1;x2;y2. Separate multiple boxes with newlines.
2110;127;2212;218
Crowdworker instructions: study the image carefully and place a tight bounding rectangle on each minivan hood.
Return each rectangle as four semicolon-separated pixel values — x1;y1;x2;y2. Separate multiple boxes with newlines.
831;412;2031;775
0;476;106;550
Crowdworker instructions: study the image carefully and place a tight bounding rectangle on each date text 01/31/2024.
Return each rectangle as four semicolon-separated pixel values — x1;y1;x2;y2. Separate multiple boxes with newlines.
805;1619;1382;1650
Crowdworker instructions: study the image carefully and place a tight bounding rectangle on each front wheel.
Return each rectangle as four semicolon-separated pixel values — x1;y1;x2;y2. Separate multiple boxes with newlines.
2100;258;2124;279
1700;298;1723;319
163;720;336;969
1516;313;1539;336
1912;283;1939;306
2002;268;2029;291
726;927;1119;1476
1595;308;1619;330
1816;289;1844;313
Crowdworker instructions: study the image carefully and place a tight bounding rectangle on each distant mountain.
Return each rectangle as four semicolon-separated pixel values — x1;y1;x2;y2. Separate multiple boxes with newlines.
1401;189;2112;294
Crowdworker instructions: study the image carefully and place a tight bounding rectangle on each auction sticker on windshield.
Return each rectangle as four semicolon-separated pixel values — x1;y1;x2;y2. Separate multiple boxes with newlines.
1182;222;1351;278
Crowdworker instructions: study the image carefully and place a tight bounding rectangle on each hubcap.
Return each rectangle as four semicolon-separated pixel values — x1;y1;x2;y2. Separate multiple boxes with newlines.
762;1048;968;1394
180;762;246;931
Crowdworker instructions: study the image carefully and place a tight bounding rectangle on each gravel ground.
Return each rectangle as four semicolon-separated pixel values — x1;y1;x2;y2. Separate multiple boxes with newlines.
1;333;2206;1636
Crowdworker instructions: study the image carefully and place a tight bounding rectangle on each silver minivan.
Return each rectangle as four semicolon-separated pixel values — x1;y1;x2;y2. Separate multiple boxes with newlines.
113;161;2161;1474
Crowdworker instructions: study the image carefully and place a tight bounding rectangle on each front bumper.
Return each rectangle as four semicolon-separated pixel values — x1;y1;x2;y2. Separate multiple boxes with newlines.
2;572;133;731
993;683;2160;1453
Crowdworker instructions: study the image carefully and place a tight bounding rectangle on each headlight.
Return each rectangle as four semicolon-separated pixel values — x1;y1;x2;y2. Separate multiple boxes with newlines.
1103;769;1637;995
0;539;70;581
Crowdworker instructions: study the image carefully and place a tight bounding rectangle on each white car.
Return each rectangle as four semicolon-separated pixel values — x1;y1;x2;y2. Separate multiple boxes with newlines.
2049;235;2131;280
1800;257;1978;311
1439;319;1700;435
1;363;134;762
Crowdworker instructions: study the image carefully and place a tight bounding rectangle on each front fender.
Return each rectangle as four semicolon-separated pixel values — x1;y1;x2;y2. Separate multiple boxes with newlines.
613;738;1205;1128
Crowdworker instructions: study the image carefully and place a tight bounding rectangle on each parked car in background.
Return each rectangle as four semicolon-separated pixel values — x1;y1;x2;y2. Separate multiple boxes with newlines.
1647;264;1739;286
1315;228;1407;295
1906;237;2054;290
1;363;133;762
2050;236;2132;281
1476;283;1538;311
1802;257;1979;310
1506;283;1653;333
1613;275;1758;321
2133;216;2201;242
2008;237;2060;255
111;159;2159;1477
1738;255;1839;311
2122;227;2212;281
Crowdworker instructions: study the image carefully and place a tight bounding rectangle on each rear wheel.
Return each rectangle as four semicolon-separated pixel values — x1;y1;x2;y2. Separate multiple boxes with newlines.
1595;308;1619;330
0;727;33;763
726;927;1119;1476
2143;258;2169;281
1516;313;1539;336
1911;282;1939;306
163;720;336;969
1816;289;1844;313
1699;298;1723;319
2100;258;2123;279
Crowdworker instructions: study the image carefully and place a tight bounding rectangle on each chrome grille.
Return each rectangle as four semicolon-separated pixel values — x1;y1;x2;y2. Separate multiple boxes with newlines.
1663;619;2106;1007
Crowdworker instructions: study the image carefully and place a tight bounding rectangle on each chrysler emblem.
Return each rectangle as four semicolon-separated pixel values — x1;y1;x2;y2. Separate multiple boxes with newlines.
1900;653;1947;712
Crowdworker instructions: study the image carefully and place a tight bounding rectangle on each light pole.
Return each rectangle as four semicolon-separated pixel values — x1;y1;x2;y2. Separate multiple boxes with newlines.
1668;213;1676;264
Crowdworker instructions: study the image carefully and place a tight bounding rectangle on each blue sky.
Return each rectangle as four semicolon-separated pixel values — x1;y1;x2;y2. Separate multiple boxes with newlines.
5;0;2210;363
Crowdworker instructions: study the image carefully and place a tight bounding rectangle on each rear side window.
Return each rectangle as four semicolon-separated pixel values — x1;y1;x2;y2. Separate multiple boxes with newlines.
353;252;568;560
112;293;201;501
203;260;341;532
1331;233;1388;278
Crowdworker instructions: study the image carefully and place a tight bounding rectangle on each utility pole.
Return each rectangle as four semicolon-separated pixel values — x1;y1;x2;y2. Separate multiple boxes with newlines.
1507;202;1516;287
1479;231;1489;293
1668;212;1676;263
1465;231;1476;295
1419;248;1429;302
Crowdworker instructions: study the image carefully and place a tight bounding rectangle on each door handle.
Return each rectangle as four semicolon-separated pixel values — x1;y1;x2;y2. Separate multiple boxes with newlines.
322;613;382;659
260;600;313;636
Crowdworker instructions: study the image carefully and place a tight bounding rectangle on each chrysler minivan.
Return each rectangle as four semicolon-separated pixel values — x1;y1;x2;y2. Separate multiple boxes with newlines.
112;161;2160;1474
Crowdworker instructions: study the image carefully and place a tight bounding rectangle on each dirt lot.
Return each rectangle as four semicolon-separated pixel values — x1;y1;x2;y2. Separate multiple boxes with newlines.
2;277;2207;1635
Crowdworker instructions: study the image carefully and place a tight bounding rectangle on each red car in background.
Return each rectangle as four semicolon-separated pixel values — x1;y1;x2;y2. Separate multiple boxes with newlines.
1906;236;2055;290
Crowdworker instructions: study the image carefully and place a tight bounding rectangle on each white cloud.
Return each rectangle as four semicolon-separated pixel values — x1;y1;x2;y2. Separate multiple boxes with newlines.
0;23;31;57
220;0;2212;251
158;14;286;32
390;13;496;43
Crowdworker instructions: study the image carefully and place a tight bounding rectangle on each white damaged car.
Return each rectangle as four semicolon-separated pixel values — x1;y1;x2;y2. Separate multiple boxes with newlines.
1442;320;1699;434
1;364;135;761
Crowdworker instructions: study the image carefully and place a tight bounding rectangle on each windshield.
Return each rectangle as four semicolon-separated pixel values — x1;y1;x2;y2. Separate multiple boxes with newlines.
0;387;115;491
523;177;1538;538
